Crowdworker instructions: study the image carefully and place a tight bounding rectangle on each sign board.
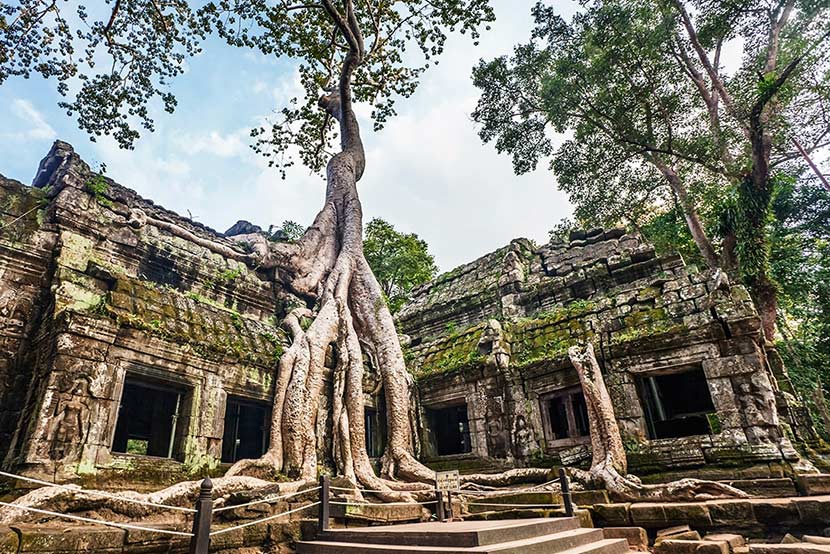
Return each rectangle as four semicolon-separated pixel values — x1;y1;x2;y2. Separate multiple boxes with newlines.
435;470;460;492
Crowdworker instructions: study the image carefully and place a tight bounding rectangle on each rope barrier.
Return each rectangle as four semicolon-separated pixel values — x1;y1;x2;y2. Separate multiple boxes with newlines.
457;488;557;496
0;470;196;513
329;486;433;494
465;502;563;508
329;500;437;506
0;501;193;537
212;486;321;513
209;502;321;536
329;481;559;497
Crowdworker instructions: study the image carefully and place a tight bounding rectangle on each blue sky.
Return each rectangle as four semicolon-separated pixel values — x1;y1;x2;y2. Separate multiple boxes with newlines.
0;1;578;271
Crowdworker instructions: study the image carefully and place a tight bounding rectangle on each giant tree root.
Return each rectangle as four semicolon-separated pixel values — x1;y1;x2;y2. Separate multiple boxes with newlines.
566;344;749;502
459;468;557;489
0;476;317;524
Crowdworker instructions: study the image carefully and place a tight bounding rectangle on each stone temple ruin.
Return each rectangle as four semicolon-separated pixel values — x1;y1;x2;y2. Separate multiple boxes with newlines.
0;141;823;493
398;232;818;478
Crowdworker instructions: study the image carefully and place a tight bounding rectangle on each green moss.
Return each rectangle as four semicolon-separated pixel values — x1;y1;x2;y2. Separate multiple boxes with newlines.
218;267;243;282
611;319;687;345
0;185;48;242
707;413;722;434
415;324;486;379
85;175;113;207
54;281;105;315
101;274;284;367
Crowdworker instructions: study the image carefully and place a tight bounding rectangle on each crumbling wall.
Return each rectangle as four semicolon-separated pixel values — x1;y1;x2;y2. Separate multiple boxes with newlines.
0;176;57;464
403;228;802;473
1;142;296;485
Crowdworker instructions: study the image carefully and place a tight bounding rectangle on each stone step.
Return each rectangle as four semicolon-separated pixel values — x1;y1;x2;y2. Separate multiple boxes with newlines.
315;517;581;547
724;478;797;497
297;534;629;554
466;490;608;513
748;544;830;554
798;474;830;496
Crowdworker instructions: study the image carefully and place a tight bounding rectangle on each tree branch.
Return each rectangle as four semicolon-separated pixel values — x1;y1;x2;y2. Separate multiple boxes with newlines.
671;0;746;134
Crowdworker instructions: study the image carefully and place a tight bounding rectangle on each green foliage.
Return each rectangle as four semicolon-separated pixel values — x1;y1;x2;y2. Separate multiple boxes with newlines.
473;0;830;274
770;182;830;410
1;0;495;173
266;220;306;242
475;1;830;407
84;175;112;207
640;205;702;266
218;267;243;282
279;220;305;242
363;217;438;314
734;174;782;283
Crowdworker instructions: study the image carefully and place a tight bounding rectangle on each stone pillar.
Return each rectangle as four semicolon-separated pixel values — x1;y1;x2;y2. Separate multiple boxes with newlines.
183;373;225;473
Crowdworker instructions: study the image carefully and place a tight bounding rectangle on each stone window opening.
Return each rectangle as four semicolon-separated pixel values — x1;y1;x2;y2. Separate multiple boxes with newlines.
424;403;472;456
221;396;270;463
637;366;716;439
112;377;188;460
540;386;591;448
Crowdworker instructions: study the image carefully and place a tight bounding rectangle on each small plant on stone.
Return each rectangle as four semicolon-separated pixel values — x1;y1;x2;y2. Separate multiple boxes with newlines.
84;175;113;208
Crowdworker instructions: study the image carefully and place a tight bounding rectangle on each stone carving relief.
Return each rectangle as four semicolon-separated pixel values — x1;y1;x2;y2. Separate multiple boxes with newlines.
46;378;91;462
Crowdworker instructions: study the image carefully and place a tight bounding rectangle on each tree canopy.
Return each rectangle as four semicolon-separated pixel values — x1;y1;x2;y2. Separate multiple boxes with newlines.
363;217;437;314
1;0;494;174
472;0;830;341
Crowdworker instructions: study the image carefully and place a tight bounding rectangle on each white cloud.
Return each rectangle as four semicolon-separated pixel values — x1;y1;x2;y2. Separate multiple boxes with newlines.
9;99;57;141
175;130;249;158
5;1;575;269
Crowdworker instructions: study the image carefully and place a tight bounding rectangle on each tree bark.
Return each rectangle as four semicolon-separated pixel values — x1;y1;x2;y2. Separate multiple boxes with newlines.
566;344;748;502
652;157;720;269
221;5;434;499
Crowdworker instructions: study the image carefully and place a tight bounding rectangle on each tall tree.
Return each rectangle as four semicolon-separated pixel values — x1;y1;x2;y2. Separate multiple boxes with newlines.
363;218;437;314
1;0;494;496
472;0;830;341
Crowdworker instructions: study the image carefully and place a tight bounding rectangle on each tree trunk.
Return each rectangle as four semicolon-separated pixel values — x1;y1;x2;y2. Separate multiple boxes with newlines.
753;276;779;343
566;344;748;502
652;158;720;270
720;229;738;274
219;30;434;499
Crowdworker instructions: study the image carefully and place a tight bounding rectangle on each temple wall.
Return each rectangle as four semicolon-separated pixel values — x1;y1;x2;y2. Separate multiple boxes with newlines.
0;177;57;463
0;143;292;485
404;229;804;474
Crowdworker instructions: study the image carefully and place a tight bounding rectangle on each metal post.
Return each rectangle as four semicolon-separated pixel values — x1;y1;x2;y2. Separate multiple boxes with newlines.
318;475;330;532
559;467;574;517
189;477;213;554
436;490;445;522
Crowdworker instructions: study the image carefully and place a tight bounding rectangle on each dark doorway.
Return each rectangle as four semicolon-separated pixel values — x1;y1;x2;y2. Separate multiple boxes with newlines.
221;397;270;463
425;404;471;456
542;387;590;446
364;401;388;458
112;378;185;458
637;368;716;439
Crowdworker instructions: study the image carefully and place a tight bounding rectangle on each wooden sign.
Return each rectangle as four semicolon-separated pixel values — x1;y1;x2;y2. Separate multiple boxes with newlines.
435;470;460;492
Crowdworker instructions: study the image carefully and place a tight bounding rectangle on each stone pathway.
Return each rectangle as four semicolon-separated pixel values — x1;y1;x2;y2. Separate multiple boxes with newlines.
297;517;630;554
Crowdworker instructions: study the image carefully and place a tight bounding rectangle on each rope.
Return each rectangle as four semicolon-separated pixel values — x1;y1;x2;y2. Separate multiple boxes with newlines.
329;486;434;494
458;488;557;497
329;500;437;506
0;470;196;513
212;486;321;513
0;205;42;231
0;501;193;537
466;502;562;508
209;502;320;536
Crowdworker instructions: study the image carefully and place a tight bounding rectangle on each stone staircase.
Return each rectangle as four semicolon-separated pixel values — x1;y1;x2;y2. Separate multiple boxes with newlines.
297;517;630;554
